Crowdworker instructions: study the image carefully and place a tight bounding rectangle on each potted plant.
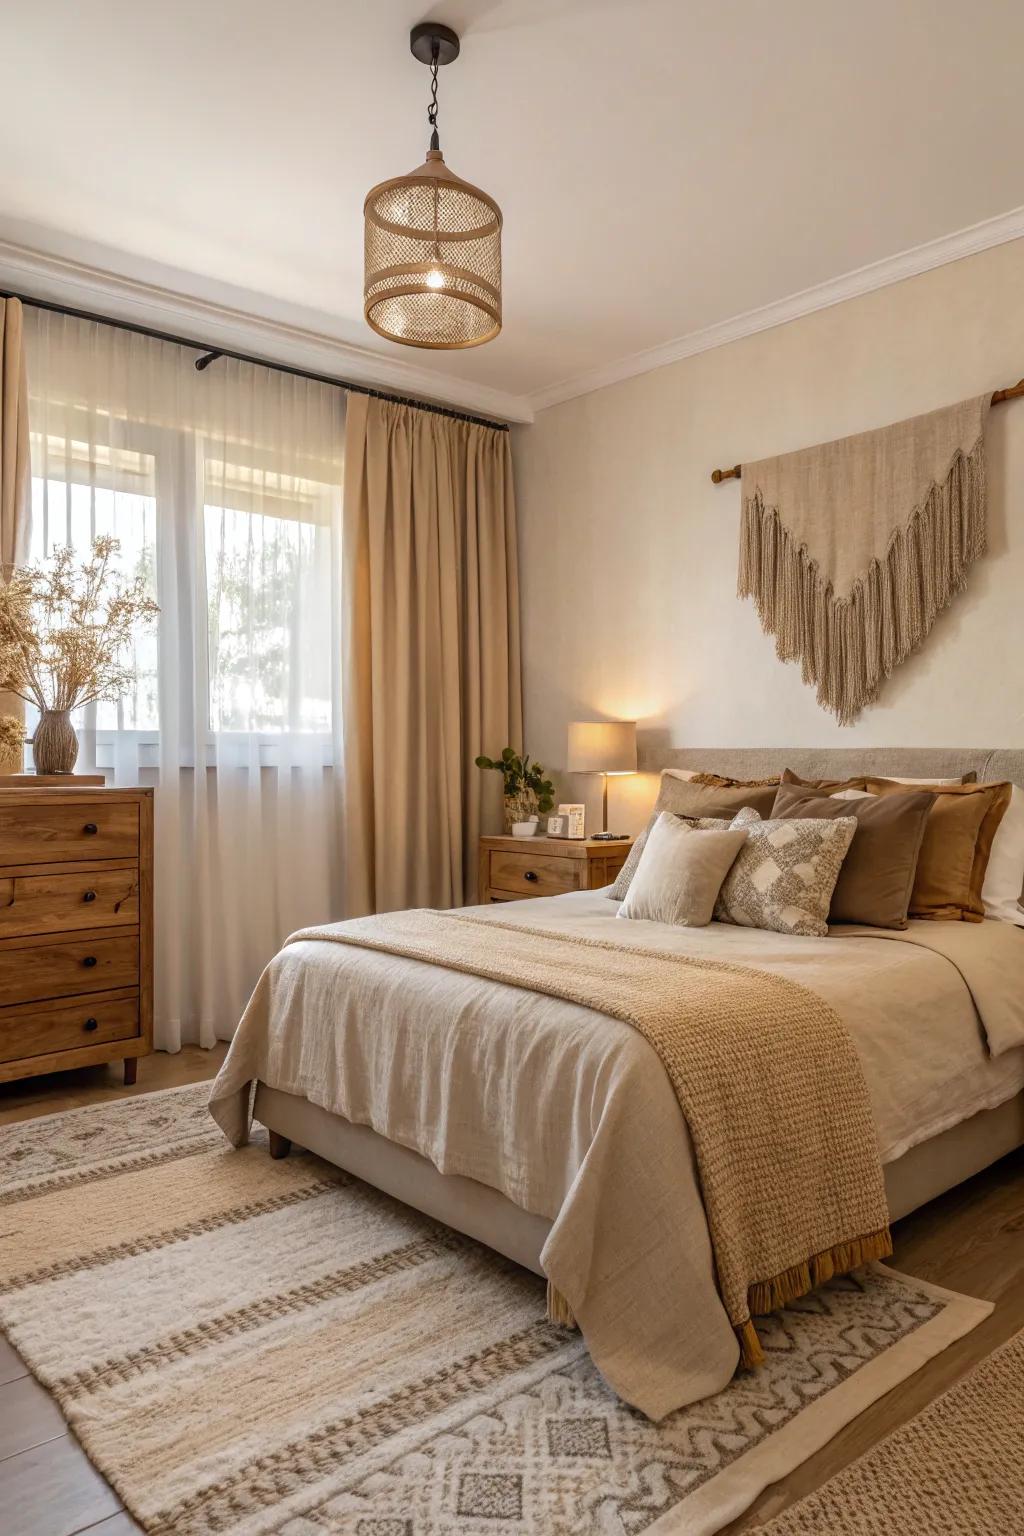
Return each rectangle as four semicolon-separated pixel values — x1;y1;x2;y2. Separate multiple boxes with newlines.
475;747;555;833
0;537;159;776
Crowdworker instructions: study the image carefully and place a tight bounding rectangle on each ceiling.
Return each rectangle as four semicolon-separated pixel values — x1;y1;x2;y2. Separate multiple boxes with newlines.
1;0;1022;419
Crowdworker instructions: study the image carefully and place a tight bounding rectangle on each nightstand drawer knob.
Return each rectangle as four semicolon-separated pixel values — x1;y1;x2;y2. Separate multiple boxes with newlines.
83;822;98;835
83;1017;98;1032
83;889;97;903
83;955;98;968
524;870;539;882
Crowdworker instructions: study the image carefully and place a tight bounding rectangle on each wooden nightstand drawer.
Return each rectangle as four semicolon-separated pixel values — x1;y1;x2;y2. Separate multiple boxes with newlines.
478;835;634;904
0;800;139;865
0;933;139;1006
489;849;580;897
0;991;139;1064
0;865;139;939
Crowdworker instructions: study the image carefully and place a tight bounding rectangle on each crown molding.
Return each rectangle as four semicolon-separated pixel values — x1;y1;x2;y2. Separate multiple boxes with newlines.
0;238;533;425
528;205;1024;414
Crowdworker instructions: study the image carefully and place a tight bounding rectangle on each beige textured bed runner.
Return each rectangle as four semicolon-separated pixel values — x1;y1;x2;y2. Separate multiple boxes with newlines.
288;909;892;1365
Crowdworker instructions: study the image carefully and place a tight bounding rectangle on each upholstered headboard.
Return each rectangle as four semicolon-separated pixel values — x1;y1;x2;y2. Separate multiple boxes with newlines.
637;745;1024;903
639;744;1024;789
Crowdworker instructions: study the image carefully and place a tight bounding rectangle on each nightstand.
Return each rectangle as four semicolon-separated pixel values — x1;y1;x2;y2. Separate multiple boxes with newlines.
477;834;634;904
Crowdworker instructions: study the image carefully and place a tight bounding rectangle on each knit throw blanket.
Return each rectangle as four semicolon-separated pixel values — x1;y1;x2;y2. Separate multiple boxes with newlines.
287;909;892;1367
739;395;990;725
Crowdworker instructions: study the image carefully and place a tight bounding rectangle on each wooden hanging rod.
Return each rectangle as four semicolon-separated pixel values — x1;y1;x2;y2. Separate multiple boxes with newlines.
709;379;1024;483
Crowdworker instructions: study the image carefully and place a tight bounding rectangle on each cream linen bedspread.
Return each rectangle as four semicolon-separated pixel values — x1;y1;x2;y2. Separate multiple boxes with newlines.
208;892;1024;1420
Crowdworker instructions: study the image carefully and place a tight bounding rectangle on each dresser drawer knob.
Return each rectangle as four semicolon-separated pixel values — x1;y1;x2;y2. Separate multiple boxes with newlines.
83;822;98;835
524;870;539;882
83;1017;98;1032
83;889;97;903
83;955;98;968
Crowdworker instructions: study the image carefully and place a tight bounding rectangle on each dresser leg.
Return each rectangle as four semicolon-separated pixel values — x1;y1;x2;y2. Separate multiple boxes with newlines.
269;1131;292;1160
123;1057;138;1086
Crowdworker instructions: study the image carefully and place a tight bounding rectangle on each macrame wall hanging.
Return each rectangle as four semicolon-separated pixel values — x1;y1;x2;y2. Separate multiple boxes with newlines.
709;394;1004;725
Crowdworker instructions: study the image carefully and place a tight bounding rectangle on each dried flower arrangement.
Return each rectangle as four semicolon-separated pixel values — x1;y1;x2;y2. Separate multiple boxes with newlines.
0;713;26;774
0;536;159;774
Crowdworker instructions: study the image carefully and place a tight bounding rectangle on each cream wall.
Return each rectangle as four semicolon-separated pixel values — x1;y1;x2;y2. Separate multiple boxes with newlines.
513;238;1024;834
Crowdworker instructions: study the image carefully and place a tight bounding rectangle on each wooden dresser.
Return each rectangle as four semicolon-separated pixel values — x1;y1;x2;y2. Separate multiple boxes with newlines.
478;834;633;903
0;785;153;1086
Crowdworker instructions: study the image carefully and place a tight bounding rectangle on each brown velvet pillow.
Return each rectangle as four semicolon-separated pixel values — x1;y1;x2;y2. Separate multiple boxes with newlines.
771;783;935;928
608;774;779;900
781;768;869;793
865;779;1012;922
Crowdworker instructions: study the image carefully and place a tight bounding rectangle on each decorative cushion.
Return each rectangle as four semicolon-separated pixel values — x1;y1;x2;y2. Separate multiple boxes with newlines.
617;814;748;927
685;771;781;789
781;768;869;794
714;807;857;937
607;772;779;901
771;783;935;929
981;784;1024;926
865;778;1012;922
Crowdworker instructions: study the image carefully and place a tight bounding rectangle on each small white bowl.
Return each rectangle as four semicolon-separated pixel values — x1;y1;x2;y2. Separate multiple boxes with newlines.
511;822;536;838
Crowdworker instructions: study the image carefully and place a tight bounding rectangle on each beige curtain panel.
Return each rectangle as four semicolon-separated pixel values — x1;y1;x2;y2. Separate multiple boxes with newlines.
0;296;31;729
341;394;522;915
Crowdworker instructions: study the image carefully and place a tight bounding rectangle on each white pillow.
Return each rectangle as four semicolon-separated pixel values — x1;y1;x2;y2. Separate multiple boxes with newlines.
982;784;1024;927
714;807;857;938
618;813;748;927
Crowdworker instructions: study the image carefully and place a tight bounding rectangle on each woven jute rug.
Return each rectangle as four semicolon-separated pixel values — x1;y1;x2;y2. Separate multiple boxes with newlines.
0;1083;993;1536
755;1325;1024;1535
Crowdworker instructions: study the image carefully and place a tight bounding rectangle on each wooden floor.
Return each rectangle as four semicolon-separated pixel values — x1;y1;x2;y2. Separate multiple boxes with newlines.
0;1049;1021;1535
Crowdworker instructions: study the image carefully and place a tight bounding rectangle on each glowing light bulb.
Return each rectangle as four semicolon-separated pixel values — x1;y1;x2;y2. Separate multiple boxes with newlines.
425;268;446;290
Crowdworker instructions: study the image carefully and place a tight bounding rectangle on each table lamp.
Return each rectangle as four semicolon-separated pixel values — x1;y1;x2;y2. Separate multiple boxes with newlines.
567;721;637;836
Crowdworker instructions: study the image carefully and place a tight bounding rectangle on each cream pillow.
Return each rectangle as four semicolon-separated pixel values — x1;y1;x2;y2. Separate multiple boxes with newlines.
618;814;748;927
982;784;1024;927
714;807;857;938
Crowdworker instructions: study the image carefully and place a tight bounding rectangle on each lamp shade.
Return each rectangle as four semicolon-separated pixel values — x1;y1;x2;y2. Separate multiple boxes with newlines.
364;149;502;349
567;721;637;775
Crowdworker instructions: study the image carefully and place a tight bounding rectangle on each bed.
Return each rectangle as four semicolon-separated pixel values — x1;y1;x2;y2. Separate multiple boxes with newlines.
208;747;1024;1421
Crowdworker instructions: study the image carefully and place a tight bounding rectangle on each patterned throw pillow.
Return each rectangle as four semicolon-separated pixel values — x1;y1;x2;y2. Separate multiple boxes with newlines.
714;807;857;938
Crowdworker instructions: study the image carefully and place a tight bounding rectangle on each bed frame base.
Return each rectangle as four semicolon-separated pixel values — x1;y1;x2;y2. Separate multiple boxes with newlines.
252;1082;1024;1276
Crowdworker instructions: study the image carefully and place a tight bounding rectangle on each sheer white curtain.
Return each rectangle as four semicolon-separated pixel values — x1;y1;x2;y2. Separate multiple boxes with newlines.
24;310;346;1050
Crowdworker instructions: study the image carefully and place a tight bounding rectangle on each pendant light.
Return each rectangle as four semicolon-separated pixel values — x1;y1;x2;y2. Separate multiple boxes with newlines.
363;23;502;350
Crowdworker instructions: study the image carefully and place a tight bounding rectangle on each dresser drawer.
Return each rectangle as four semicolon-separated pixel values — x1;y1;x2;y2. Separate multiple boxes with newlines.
488;849;580;897
0;867;139;939
0;992;139;1064
0;801;138;865
0;933;139;1006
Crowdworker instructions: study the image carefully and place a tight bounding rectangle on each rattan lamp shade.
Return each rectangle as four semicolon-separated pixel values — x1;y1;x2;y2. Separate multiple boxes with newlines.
364;149;502;349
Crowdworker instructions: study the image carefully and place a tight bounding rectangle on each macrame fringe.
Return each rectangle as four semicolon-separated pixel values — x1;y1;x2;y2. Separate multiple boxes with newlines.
735;1226;893;1369
738;438;986;725
547;1281;578;1329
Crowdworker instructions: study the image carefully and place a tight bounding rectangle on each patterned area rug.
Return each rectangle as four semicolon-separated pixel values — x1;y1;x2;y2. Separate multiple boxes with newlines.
0;1083;992;1536
757;1326;1024;1534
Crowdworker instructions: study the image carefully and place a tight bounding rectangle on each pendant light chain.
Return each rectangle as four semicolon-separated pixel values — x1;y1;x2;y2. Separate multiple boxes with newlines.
427;42;441;151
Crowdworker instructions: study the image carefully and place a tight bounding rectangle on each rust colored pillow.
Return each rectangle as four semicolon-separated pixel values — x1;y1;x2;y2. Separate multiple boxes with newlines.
865;778;1012;922
771;783;935;928
688;771;781;789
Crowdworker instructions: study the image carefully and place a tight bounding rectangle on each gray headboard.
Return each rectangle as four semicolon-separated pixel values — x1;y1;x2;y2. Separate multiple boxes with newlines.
638;744;1024;788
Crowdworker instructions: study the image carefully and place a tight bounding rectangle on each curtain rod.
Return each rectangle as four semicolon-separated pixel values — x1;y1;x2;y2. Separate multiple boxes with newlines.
708;378;1024;483
1;289;510;434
